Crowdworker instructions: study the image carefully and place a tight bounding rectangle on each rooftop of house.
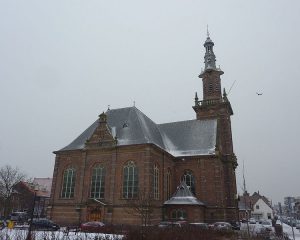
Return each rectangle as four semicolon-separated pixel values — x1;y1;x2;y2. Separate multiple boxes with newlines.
239;191;273;210
33;178;52;193
15;178;52;198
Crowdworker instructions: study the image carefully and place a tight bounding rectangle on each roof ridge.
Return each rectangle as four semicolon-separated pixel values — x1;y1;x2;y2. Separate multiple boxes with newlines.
158;118;215;126
133;107;167;149
131;107;151;143
106;106;134;112
133;106;158;125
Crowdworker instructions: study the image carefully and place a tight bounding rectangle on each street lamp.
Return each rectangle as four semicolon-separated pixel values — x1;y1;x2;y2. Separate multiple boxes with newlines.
26;186;38;240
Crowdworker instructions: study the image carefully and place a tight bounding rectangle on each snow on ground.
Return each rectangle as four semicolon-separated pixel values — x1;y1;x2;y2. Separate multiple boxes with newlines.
240;222;268;234
240;221;300;240
2;222;299;240
281;222;300;240
0;227;123;240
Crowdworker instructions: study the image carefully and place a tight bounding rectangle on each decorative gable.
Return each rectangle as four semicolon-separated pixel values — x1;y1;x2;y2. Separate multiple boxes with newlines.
85;112;117;149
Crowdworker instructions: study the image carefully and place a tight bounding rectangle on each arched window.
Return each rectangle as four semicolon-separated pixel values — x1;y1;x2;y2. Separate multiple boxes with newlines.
153;164;159;200
166;169;171;199
171;209;187;220
90;164;105;199
182;170;195;194
123;161;138;198
61;167;76;198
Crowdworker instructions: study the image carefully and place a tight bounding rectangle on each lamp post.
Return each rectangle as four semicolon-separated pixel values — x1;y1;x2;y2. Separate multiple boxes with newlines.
26;186;38;240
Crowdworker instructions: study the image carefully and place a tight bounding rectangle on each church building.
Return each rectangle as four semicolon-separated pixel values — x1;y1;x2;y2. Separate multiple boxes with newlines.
48;34;238;225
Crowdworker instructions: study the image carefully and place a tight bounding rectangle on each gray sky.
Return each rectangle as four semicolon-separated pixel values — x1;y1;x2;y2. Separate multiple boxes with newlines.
1;0;299;204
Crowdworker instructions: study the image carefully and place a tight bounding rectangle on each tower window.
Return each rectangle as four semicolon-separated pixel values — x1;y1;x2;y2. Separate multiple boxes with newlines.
209;83;213;93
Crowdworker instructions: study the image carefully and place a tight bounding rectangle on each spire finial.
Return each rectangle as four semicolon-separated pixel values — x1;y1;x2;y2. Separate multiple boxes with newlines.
207;24;210;38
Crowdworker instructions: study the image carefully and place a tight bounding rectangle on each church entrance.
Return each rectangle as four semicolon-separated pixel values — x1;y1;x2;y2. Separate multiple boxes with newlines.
87;206;102;221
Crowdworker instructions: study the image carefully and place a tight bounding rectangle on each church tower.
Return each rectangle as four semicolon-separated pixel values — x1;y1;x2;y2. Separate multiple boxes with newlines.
193;32;238;219
193;31;233;120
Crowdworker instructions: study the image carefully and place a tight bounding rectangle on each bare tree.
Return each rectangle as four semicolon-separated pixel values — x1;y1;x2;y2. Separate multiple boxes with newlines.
0;165;26;217
125;190;154;227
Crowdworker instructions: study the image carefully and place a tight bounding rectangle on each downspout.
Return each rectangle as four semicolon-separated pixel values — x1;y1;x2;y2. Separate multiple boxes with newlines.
79;150;88;223
162;152;165;221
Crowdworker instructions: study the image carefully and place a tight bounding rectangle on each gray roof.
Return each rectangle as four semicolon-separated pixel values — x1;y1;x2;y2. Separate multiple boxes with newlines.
238;201;251;211
158;119;216;156
58;107;217;157
164;181;204;205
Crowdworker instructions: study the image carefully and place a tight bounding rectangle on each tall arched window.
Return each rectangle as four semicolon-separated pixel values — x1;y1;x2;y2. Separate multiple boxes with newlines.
123;161;138;198
61;167;76;198
166;169;171;199
153;163;159;200
182;170;195;195
90;164;105;199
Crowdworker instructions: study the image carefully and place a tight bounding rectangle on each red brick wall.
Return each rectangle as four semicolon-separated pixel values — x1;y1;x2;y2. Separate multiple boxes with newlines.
48;142;238;225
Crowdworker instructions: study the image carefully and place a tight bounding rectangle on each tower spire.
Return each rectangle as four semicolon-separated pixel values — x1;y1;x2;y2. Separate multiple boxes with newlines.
207;24;210;38
203;32;217;70
197;31;224;101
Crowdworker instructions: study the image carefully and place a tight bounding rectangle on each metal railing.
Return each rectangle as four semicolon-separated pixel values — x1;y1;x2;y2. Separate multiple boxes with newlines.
194;98;227;107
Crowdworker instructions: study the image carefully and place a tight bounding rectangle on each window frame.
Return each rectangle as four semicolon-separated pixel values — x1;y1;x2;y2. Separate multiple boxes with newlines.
122;161;138;199
171;209;187;220
90;164;106;199
153;163;159;200
166;168;172;199
61;167;76;199
182;170;195;194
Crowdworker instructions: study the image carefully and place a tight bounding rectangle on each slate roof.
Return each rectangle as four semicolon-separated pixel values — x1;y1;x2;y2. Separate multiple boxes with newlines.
58;106;217;157
164;181;204;205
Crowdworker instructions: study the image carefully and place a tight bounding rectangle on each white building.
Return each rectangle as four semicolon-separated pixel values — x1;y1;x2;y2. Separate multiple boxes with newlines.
251;198;273;220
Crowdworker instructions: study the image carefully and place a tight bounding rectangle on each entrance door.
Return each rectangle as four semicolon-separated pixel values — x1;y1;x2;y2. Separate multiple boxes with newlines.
87;207;102;221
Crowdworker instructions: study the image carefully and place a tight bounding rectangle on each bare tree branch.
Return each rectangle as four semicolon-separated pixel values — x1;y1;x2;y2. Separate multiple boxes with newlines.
0;165;26;217
125;190;155;227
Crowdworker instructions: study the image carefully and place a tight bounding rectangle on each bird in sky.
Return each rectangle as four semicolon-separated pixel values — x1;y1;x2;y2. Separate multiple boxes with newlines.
256;92;263;96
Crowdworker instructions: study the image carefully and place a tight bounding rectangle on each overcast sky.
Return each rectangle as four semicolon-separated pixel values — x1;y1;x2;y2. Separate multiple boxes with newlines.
1;0;299;204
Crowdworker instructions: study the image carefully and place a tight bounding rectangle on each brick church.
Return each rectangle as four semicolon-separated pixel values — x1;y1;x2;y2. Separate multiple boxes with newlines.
48;34;238;225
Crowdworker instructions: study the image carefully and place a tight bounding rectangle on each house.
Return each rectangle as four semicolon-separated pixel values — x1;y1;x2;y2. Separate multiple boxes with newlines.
48;34;239;226
11;178;52;219
238;192;252;221
239;191;273;221
32;178;52;218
